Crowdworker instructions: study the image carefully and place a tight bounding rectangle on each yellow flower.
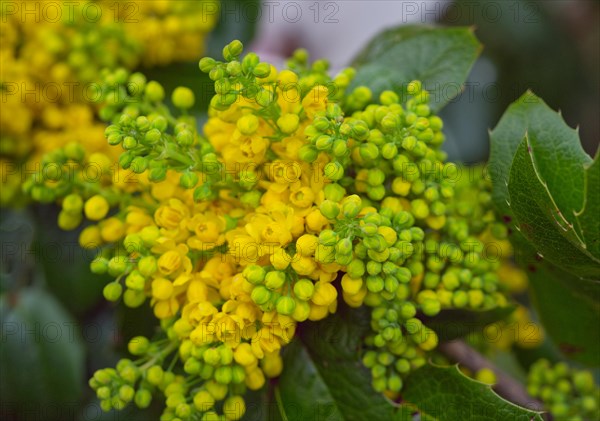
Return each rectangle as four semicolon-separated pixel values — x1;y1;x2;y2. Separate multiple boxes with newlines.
155;198;189;230
302;85;329;120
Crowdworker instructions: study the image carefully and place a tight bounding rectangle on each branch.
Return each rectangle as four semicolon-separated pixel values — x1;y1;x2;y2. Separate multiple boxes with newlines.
439;340;545;413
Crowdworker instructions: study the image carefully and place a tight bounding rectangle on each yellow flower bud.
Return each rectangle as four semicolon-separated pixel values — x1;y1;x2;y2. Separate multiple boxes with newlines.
291;256;317;276
311;281;337;306
100;217;125;243
295;234;318;256
237;114;259;135
341;274;363;295
276;113;300;134
261;352;283;378
245;367;265;390
84;195;109;221
79;225;102;249
152;278;174;300
270;248;290;270
233;343;256;367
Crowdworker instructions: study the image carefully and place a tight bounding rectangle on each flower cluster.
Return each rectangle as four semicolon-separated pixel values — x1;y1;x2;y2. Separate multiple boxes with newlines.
27;41;524;418
527;359;599;420
0;0;218;205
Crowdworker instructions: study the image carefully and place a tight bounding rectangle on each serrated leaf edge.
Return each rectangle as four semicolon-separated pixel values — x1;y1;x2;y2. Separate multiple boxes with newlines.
432;362;545;419
508;134;600;266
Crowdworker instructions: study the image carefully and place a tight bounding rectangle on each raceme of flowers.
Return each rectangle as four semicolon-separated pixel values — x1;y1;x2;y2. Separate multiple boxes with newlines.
0;0;218;205
26;40;548;420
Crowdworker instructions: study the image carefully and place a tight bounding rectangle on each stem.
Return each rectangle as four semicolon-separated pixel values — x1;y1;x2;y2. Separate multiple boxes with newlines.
438;340;544;413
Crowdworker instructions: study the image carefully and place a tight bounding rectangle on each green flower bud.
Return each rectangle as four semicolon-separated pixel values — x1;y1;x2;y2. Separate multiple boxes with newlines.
336;238;353;255
253;62;271;78
359;143;379;160
130;157;148;174
103;282;122;302
119;384;135;402
293;279;315;301
298;145;318;162
251;285;272;305
347;259;365;278
319;229;338;246
366;275;384;293
243;264;266;285
265;271;286;290
226;40;244;58
193;184;215;202
108;255;129;276
315;135;333;150
215;366;233;384
172;87;195;109
226;61;242;76
179;171;199;189
241;191;262;208
219;346;234;365
90;257;108;275
176;129;194;146
145;81;165;102
144;129;162;145
276;296;296;316
421;299;441;316
320;200;340;219
452;290;469;308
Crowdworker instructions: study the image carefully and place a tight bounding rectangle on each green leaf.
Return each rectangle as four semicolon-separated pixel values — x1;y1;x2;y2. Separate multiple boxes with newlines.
350;25;481;111
528;261;600;366
424;306;516;341
277;305;413;421
489;92;593;244
575;153;600;258
402;364;544;421
507;137;600;278
0;288;86;416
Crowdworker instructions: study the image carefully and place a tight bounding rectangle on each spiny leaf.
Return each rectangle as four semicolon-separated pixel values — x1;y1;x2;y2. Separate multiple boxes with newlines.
575;152;600;259
402;364;544;421
507;136;600;278
489;91;591;228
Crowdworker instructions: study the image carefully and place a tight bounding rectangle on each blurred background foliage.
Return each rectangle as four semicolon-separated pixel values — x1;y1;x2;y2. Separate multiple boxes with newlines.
0;0;598;419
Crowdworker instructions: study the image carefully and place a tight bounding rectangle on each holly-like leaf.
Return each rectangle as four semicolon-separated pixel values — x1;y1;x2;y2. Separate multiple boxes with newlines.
350;25;481;111
402;364;544;420
528;261;600;367
575;153;600;259
489;91;591;228
277;305;413;421
507;137;600;278
424;306;516;341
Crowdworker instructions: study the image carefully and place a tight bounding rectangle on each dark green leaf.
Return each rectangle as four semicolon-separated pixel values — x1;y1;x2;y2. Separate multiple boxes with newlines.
575;153;600;259
424;306;516;341
402;364;544;420
528;261;600;366
507;137;600;278
277;305;414;421
490;92;591;226
0;288;86;417
351;25;481;111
